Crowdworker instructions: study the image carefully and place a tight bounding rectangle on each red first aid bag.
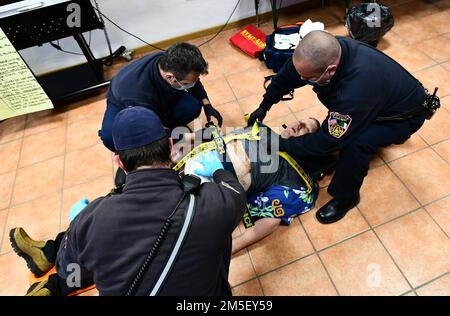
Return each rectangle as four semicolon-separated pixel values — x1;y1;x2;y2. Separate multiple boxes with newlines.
229;25;266;58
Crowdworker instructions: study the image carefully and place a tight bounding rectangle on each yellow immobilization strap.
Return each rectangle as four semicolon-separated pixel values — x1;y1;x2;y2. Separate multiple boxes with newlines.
173;122;261;172
277;151;314;193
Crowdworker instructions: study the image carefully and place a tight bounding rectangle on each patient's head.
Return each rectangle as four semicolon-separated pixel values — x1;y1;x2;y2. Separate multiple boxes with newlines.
281;117;321;139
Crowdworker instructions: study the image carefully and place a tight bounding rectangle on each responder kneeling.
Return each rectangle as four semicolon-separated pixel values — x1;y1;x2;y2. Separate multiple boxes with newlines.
248;30;436;224
10;106;246;296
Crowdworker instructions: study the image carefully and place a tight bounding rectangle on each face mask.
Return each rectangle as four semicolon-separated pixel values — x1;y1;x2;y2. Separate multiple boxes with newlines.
170;77;196;90
305;66;331;86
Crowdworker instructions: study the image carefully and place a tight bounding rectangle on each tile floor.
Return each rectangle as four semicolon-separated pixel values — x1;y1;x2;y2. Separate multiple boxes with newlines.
0;0;449;296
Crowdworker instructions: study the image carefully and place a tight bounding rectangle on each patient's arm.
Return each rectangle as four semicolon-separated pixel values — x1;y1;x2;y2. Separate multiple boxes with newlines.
232;218;281;254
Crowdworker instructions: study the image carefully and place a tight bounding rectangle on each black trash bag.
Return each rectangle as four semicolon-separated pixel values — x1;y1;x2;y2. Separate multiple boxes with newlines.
345;2;394;47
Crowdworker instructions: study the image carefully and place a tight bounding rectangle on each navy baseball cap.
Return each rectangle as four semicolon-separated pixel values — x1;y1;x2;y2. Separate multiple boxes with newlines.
112;106;167;151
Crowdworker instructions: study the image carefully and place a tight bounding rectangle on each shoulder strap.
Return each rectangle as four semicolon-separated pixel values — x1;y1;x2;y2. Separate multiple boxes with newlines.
149;193;197;296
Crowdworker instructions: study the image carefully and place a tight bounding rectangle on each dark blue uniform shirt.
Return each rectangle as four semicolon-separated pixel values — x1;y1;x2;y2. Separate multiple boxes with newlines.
263;37;427;156
106;52;209;126
56;169;246;296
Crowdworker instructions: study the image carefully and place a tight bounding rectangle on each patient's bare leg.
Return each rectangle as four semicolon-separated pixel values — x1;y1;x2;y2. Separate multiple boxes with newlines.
232;218;281;254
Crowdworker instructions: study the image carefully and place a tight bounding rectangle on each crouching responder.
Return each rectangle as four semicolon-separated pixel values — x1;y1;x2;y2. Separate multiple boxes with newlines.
10;106;246;296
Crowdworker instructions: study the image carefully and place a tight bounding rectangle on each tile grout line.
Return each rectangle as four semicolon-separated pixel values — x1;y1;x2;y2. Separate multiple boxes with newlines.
412;271;450;294
385;147;450;237
58;111;70;232
356;205;416;294
0;124;26;254
296;217;342;296
1;141;106;178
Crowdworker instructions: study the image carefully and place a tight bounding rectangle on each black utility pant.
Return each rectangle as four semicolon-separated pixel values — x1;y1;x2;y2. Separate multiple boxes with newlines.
327;115;425;199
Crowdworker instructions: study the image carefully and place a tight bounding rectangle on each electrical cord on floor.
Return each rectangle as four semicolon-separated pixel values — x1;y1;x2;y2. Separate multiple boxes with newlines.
91;0;242;51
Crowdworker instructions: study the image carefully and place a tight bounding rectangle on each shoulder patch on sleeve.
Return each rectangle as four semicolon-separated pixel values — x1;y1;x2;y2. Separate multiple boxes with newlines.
328;112;352;138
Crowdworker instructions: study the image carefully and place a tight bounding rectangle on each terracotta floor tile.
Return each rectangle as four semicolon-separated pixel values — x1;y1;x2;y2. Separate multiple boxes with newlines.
320;231;411;295
287;86;323;113
378;133;428;162
370;154;385;169
201;57;224;82
227;69;273;100
202;77;236;106
418;106;450;145
377;30;409;52
375;210;450;287
0;116;25;144
326;23;349;37
76;288;100;296
0;252;30;296
416;274;450;296
442;61;450;72
61;174;114;229
64;144;113;189
24;108;68;137
259;254;338;296
391;18;439;45
0;171;15;210
301;189;370;250
19;127;66;168
208;28;243;56
389;148;450;204
232;279;263;296
248;219;314;275
424;197;450;236
238;94;291;121
293;105;329;123
415;65;450;97
67;97;106;124
416;36;450;63
218;46;265;76
391;0;442;19
0;139;21;174
359;165;420;226
215;101;246;130
318;171;334;189
419;10;450;35
441;95;450;111
383;47;436;73
433;139;450;163
229;250;257;287
0;210;7;244
1;193;61;254
12;156;64;205
66;117;103;153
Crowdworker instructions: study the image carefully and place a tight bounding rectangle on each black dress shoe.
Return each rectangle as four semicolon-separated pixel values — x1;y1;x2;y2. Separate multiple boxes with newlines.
316;196;360;224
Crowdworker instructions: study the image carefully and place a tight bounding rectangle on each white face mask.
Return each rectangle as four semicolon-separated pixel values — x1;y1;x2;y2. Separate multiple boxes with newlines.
170;77;196;90
305;66;331;86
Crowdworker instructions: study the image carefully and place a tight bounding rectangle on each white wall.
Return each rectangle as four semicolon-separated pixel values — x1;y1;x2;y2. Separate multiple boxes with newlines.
18;0;303;75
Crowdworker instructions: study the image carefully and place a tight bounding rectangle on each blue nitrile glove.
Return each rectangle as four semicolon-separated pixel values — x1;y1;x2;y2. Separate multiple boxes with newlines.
194;151;224;178
69;197;90;222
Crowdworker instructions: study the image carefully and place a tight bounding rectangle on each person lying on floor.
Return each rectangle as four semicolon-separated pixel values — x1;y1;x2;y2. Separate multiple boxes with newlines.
172;118;323;255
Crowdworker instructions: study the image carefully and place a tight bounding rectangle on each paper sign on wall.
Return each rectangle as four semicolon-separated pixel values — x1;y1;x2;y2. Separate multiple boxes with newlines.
0;26;53;121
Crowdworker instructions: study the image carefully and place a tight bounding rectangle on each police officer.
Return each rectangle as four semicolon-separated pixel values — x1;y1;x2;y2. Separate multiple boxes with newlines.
247;31;427;224
99;42;223;153
13;106;245;296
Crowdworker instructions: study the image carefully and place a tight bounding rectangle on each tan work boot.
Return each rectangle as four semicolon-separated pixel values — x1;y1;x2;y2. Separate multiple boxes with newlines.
9;227;53;277
26;280;52;296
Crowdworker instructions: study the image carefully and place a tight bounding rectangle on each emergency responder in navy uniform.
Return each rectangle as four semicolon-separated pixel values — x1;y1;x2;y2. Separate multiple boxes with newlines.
99;42;223;153
247;31;428;224
12;106;245;296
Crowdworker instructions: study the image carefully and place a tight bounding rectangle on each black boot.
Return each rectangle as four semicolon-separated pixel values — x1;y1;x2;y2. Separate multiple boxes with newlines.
316;196;360;224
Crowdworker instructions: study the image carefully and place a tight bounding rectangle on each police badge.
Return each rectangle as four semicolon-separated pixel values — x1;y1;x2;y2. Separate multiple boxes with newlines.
328;112;352;138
